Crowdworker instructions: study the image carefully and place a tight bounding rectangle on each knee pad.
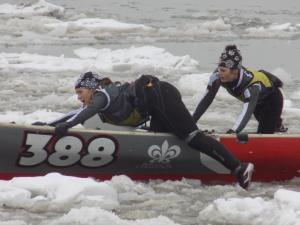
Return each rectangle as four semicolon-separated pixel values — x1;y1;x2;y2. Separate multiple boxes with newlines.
185;130;204;144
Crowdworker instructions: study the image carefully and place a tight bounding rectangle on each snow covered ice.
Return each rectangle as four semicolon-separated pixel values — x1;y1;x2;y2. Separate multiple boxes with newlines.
1;174;300;225
1;0;300;224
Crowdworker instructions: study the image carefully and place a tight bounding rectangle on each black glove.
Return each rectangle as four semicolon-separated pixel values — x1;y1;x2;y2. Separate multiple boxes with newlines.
226;129;235;134
32;121;48;126
55;122;70;138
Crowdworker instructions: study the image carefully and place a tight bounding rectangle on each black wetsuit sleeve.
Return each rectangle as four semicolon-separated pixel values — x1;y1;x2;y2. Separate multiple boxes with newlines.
193;76;220;122
47;108;83;126
231;84;261;133
65;91;108;128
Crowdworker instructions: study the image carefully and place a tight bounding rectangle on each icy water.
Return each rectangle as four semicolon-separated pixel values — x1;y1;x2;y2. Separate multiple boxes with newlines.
0;0;300;224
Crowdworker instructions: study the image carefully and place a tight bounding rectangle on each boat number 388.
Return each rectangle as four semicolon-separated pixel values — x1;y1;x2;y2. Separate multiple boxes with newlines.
18;133;118;168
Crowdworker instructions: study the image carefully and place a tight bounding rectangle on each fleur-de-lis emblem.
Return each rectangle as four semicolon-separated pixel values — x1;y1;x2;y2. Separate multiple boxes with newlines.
147;140;181;163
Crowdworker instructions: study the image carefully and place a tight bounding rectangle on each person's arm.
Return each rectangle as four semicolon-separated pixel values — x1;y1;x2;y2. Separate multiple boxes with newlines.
31;107;85;126
229;83;261;133
66;91;108;127
55;91;108;136
47;107;85;126
193;73;220;122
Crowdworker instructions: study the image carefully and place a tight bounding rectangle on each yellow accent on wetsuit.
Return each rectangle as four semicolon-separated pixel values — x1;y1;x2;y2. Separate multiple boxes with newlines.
246;68;272;88
102;108;145;126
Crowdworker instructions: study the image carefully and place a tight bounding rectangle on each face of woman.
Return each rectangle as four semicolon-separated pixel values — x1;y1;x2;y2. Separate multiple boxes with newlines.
75;88;94;106
218;67;238;83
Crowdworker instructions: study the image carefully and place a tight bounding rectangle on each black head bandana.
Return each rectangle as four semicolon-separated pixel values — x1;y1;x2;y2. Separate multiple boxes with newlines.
75;72;104;89
218;46;242;69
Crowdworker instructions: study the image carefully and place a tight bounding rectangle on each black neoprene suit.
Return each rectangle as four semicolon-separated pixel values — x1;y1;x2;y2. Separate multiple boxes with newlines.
135;76;240;172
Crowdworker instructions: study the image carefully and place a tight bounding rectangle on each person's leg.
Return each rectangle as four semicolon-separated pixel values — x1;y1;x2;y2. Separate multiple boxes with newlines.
136;78;253;189
149;113;169;132
254;88;283;134
253;106;263;133
147;82;249;172
146;81;197;138
188;132;240;171
153;81;254;189
274;89;287;132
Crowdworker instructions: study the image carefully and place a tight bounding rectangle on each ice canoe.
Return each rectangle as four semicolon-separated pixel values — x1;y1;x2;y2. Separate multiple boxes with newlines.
0;122;299;183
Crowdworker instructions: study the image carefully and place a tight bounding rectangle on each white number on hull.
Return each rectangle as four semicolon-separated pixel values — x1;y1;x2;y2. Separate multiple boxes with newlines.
81;138;116;167
48;136;82;167
18;133;117;167
18;133;52;166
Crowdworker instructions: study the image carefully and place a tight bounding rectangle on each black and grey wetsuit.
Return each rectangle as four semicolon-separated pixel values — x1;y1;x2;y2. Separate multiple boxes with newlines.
55;75;244;174
50;82;148;128
193;67;283;133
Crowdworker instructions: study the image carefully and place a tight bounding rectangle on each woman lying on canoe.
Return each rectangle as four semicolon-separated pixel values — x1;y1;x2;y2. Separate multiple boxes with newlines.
193;44;287;134
36;71;254;189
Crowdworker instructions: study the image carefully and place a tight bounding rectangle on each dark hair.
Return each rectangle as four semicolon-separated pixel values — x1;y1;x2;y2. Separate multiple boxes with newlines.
99;77;113;87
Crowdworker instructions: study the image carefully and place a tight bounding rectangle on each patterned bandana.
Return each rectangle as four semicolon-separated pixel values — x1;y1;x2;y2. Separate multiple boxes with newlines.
218;46;242;69
75;72;104;89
